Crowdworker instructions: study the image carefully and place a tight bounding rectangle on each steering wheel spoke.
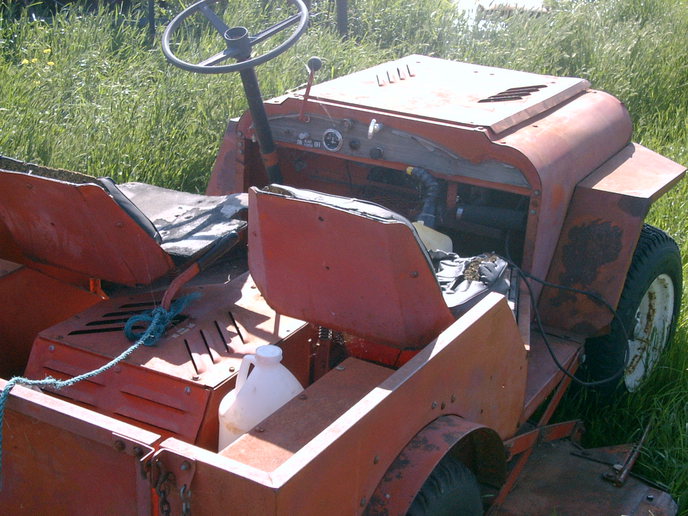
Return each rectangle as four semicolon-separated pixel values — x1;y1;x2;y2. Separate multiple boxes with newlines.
250;13;302;46
198;4;231;37
199;48;241;67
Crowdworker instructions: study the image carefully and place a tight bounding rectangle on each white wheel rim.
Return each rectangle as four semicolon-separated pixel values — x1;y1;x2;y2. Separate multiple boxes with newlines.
624;273;675;391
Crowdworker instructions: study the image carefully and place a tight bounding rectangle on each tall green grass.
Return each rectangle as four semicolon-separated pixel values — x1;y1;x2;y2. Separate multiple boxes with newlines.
1;0;687;510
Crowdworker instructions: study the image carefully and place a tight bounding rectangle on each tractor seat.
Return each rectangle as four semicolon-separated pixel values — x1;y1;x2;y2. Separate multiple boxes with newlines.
0;162;247;286
248;184;510;350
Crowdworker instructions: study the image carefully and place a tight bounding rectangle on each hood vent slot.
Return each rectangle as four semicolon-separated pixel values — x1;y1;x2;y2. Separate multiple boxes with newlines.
479;85;546;103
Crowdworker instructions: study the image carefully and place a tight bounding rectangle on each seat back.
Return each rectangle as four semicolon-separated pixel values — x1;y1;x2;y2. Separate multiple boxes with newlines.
248;185;455;350
0;169;173;285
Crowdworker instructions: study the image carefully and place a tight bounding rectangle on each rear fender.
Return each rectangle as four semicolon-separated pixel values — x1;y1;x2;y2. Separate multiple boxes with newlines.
365;415;505;515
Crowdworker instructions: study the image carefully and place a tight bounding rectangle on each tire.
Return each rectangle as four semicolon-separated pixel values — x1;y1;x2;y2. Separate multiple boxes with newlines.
583;224;682;397
407;455;483;516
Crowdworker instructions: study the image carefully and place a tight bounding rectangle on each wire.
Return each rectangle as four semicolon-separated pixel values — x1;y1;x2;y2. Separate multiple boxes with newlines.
499;230;630;387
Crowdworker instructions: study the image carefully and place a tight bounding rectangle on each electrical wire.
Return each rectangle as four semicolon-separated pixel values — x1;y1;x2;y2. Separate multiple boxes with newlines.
502;232;631;387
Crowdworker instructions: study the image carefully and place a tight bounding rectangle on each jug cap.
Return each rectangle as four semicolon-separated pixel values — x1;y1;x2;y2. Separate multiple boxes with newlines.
256;344;283;363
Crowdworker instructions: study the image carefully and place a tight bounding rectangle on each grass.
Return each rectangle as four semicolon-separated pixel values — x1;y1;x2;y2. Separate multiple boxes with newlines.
1;0;687;511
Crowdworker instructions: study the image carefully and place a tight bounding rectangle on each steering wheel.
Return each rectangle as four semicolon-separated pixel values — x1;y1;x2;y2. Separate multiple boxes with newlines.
162;0;309;74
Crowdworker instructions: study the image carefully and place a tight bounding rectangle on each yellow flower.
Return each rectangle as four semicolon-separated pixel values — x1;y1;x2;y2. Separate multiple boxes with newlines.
21;58;29;65
43;48;51;54
47;61;55;66
31;58;38;63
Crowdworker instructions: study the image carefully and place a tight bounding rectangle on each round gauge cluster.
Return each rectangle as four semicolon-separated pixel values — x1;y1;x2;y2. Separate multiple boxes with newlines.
322;128;343;152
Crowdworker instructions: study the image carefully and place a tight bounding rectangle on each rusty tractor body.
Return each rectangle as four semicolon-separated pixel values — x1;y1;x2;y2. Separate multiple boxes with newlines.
0;1;685;514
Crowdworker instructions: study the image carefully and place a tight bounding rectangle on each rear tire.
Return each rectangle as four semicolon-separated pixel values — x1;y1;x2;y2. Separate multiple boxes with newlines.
407;455;483;516
583;224;682;397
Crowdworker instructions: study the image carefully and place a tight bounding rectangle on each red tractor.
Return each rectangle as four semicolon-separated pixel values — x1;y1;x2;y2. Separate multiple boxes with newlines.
0;1;684;514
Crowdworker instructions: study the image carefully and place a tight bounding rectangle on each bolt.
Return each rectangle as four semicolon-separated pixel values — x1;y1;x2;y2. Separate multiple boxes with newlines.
229;366;236;372
184;386;192;395
298;393;308;400
114;440;125;452
431;401;438;409
255;426;265;433
181;461;191;471
48;345;55;352
192;374;200;381
646;494;654;502
410;271;419;278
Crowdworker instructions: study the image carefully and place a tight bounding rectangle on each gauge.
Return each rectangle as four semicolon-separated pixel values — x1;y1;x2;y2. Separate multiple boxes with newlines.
322;128;344;152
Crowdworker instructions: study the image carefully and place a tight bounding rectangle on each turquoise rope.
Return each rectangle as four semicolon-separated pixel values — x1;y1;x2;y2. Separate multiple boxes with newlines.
0;292;200;487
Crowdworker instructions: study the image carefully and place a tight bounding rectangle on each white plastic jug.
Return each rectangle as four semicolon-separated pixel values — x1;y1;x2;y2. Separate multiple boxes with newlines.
218;344;303;450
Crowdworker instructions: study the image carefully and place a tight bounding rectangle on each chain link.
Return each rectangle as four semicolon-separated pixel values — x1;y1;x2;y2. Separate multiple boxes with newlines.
180;484;192;516
155;461;174;516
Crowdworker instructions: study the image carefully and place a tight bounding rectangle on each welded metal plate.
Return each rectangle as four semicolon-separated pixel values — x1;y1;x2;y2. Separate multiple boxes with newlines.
303;55;589;133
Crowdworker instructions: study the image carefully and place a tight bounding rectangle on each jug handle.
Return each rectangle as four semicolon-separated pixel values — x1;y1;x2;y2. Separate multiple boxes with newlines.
235;355;256;391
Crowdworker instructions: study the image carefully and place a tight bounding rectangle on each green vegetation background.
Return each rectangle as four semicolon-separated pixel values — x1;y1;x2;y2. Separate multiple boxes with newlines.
1;0;687;511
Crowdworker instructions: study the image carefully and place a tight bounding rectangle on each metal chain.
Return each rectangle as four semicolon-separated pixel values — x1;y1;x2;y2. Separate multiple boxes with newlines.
155;461;174;516
180;484;192;516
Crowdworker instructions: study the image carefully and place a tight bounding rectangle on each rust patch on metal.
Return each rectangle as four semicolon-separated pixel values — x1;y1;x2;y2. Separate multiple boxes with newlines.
560;220;622;285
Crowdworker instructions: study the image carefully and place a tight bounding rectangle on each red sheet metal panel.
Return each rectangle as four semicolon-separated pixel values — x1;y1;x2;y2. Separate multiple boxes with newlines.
0;382;159;515
539;143;686;334
150;293;526;515
248;187;455;350
492;439;678;515
0;260;101;379
294;55;590;134
0;170;173;286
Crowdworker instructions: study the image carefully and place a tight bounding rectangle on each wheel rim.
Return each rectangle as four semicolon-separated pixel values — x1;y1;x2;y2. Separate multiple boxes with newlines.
624;273;675;391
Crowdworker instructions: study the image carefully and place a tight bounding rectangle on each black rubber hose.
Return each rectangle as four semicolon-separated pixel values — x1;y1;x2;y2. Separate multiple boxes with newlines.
407;166;441;228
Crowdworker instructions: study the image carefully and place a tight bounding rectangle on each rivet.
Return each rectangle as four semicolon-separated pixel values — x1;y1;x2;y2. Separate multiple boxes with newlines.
133;446;144;458
192;374;200;381
181;461;191;471
451;394;456;402
431;401;438;409
646;494;654;502
255;426;265;433
335;365;346;371
48;345;55;352
373;456;379;464
298;393;308;400
229;366;236;372
184;386;192;395
360;497;367;507
533;190;541;196
529;209;537;215
410;271;419;278
115;221;124;228
113;440;125;452
441;401;446;410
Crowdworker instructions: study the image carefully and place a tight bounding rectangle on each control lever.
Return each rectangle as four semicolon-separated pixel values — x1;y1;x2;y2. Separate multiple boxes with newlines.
161;225;246;310
299;56;322;122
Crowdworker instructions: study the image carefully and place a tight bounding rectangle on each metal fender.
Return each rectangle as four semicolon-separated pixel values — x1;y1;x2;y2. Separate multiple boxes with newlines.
539;143;686;335
364;415;505;515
